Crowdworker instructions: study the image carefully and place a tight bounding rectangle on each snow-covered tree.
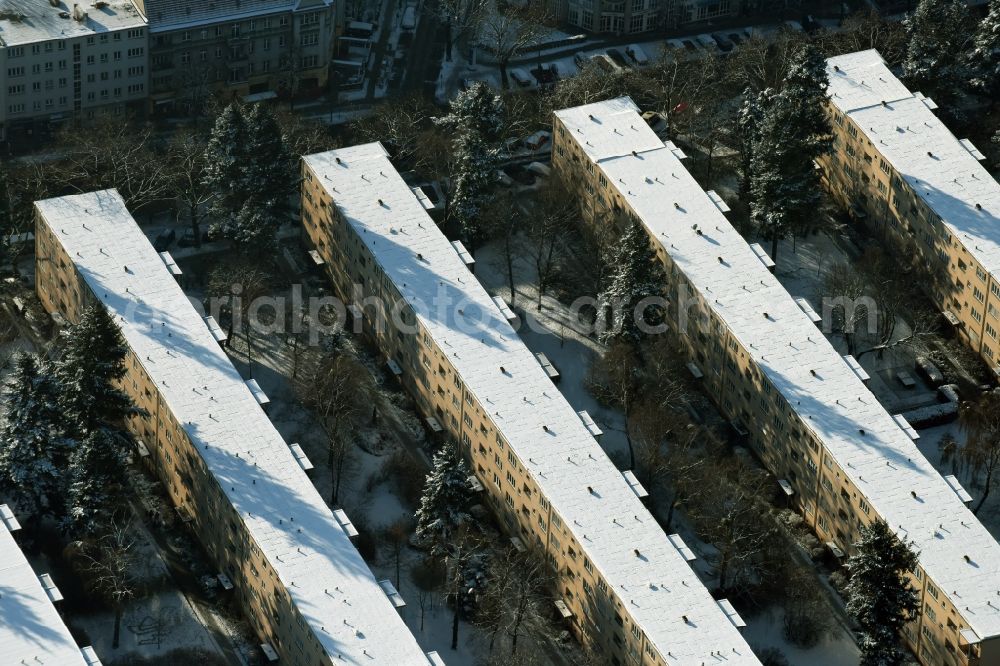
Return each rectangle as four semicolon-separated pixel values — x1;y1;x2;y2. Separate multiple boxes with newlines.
846;521;920;666
414;441;475;555
745;47;830;265
243;103;297;216
902;0;973;106
202;103;250;215
64;429;130;535
203;103;296;250
435;83;505;249
0;353;71;518
0;165;13;269
736;88;772;205
56;303;142;436
968;0;1000;95
598;219;666;342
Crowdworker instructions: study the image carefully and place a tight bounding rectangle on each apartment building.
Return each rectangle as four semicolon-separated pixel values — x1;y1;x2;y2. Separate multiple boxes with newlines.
0;0;148;142
300;143;760;666
0;504;101;665
564;0;737;34
819;49;1000;376
33;190;439;666
552;97;1000;666
133;0;339;112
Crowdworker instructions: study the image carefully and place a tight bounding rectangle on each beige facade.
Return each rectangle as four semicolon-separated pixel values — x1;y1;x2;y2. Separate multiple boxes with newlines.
300;144;760;666
552;97;1000;666
819;51;1000;377
34;190;436;666
0;0;148;141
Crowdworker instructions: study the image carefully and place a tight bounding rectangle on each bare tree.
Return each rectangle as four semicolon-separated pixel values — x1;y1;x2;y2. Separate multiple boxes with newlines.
294;350;379;504
586;341;641;469
72;515;137;649
439;0;491;61
822;260;870;355
525;175;574;310
349;95;439;168
207;260;274;377
411;558;447;632
819;9;908;66
167;130;214;249
960;391;1000;514
477;3;552;89
476;548;557;656
726;30;808;93
385;517;413;589
483;191;523;306
273;108;338;157
55;112;169;212
685;462;777;594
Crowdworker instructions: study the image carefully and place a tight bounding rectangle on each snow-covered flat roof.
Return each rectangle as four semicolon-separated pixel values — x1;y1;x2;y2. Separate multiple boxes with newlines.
34;190;434;666
304;143;760;665
826;49;1000;276
136;0;329;33
0;512;96;666
0;0;146;48
555;97;1000;641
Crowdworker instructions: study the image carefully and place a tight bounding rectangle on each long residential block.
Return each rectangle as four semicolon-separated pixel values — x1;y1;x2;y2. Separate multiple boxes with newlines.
552;97;1000;666
33;189;438;666
300;142;760;666
0;504;100;666
820;49;1000;375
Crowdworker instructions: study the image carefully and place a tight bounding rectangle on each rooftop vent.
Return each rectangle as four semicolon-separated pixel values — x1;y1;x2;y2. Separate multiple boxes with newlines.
833;65;840;72
763;312;769;319
499;366;505;373
631;150;637;157
673;202;680;209
965;555;972;563
634;549;641;558
335;157;342;165
377;198;384;206
587;486;594;494
927;151;934;158
810;369;817;376
859;429;866;436
542;425;549;433
976;203;983;210
588;114;597;121
416;253;423;260
718;256;723;263
911;490;918;498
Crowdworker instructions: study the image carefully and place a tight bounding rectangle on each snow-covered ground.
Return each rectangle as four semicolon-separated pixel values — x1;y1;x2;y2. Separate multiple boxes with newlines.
743;607;860;666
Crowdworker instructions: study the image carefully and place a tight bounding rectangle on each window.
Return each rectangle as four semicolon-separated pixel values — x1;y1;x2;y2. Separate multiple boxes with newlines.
301;12;320;25
263;38;271;51
506;471;515;486
7;103;25;114
925;604;937;622
300;32;318;46
8;46;24;57
977;266;987;282
301;55;318;68
987;322;998;340
127;47;143;58
927;583;939;599
7;66;24;77
974;286;985;303
7;84;24;96
972;307;983;324
127;28;144;39
859;498;871;515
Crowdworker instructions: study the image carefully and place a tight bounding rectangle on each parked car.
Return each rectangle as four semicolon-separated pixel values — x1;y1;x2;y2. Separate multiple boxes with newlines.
177;227;205;248
526;162;551;178
153;229;175;252
727;32;743;46
523;130;551;151
606;48;629;68
711;33;734;52
625;44;649;65
591;53;623;74
695;34;718;51
681;39;699;52
510;68;533;88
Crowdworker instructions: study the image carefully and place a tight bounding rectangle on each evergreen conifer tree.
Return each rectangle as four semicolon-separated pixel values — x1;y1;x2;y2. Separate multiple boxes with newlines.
0;165;13;270
64;429;129;535
846;521;921;666
598;219;666;342
202;103;251;216
203;103;296;250
0;353;71;518
415;442;475;555
746;46;831;264
435;83;505;249
55;303;141;436
903;0;973;106
969;0;1000;95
